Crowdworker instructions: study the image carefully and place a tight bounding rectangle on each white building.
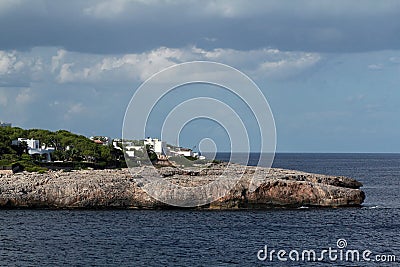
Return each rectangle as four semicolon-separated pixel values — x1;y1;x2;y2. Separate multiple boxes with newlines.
113;139;143;152
144;138;168;155
0;121;11;127
112;140;122;151
12;138;40;149
89;136;111;145
12;138;55;162
125;150;135;158
170;148;194;157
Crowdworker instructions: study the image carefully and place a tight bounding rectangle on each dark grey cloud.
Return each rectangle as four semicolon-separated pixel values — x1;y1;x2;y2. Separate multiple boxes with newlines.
0;0;400;54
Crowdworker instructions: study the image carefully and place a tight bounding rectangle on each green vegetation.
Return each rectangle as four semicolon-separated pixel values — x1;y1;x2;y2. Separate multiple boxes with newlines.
145;144;158;162
0;127;126;172
168;155;210;167
0;126;215;172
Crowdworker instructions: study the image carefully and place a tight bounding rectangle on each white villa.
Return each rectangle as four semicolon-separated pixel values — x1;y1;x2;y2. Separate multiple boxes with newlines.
12;138;55;162
144;138;168;156
170;148;194;157
114;137;205;160
112;139;143;158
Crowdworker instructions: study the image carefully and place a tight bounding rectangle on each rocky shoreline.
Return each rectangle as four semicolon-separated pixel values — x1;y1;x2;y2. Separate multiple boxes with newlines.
0;164;365;209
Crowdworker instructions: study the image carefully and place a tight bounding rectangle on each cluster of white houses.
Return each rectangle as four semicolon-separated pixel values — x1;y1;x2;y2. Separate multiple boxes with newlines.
119;137;205;160
9;134;203;162
2;120;200;161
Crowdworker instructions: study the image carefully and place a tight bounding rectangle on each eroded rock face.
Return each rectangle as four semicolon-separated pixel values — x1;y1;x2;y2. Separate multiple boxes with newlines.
0;164;365;209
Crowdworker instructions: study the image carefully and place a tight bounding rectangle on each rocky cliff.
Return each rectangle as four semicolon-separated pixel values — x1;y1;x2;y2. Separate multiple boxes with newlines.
0;164;365;209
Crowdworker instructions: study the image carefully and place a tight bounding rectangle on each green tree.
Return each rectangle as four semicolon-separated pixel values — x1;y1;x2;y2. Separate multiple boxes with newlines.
146;144;158;162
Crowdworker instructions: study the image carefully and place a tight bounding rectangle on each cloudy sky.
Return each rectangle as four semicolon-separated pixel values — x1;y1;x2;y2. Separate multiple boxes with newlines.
1;0;400;152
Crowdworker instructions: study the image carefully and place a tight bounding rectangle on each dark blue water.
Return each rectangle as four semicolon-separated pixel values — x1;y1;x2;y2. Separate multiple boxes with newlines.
1;153;399;266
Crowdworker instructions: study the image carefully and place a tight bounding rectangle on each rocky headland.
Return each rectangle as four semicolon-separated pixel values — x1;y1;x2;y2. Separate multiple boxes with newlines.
0;163;365;209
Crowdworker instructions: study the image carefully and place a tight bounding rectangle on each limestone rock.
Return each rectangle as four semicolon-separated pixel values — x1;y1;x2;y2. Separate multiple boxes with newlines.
0;164;365;209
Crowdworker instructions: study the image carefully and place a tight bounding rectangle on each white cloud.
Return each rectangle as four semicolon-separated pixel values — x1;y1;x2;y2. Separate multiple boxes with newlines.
49;47;321;84
389;56;400;64
368;64;383;70
256;52;321;79
0;51;21;74
0;50;44;86
53;47;189;83
51;49;67;72
0;46;322;90
83;0;129;18
82;0;167;19
188;47;322;80
58;63;78;83
68;103;85;114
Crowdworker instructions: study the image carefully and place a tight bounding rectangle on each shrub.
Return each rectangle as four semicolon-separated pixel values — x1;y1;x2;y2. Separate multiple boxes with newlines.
0;159;13;167
25;166;48;173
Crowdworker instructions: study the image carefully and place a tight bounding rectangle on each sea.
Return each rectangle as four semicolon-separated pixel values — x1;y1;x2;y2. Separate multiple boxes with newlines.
0;153;399;266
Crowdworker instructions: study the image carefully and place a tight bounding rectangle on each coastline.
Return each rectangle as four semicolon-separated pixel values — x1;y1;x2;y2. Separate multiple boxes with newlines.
0;164;365;209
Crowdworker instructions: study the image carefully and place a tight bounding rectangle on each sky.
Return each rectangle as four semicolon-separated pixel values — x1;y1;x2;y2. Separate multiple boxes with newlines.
0;0;400;152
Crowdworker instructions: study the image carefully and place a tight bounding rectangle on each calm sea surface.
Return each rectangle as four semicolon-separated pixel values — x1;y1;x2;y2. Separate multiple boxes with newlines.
1;153;399;266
